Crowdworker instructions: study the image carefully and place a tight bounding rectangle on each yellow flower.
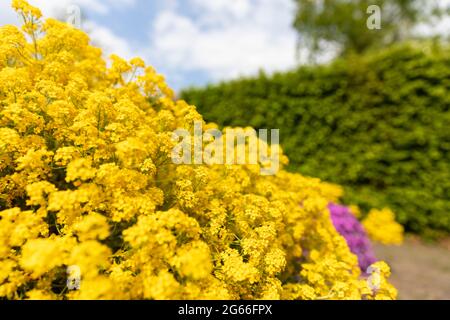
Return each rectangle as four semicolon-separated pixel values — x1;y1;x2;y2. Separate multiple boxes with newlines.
12;0;42;18
218;248;260;284
171;241;213;280
0;1;398;300
19;238;66;278
65;158;97;183
26;289;55;300
143;270;181;300
72;213;110;242
263;248;286;275
363;208;404;245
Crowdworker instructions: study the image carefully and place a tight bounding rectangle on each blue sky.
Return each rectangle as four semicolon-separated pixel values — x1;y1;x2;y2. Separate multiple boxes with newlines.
1;0;449;92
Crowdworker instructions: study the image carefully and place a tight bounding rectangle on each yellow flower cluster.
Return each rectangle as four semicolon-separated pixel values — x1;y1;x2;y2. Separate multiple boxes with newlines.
0;1;396;300
363;208;404;245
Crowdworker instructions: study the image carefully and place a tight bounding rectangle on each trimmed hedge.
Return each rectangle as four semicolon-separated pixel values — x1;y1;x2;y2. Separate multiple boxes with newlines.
181;43;450;236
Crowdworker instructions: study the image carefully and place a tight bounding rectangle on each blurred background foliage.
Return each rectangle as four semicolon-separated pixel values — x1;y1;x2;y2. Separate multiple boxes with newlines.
181;43;450;238
180;1;450;238
292;0;447;58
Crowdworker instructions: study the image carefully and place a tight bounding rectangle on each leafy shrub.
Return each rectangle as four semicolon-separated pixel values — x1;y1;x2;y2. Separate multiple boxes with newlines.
0;1;396;300
181;43;450;236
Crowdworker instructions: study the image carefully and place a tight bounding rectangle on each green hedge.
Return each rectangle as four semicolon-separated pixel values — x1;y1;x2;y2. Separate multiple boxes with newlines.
181;43;450;236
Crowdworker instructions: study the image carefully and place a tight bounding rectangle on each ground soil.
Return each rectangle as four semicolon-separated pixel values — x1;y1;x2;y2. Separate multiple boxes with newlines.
373;236;450;300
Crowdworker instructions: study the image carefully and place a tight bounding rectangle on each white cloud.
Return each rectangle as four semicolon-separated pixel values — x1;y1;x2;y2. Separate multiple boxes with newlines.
415;17;450;37
84;21;135;60
0;0;137;28
414;0;450;37
147;0;299;82
0;2;18;25
190;0;252;21
29;0;136;16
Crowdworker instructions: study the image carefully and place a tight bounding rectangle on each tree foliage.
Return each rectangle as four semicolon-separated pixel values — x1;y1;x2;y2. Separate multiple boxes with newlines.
292;0;446;56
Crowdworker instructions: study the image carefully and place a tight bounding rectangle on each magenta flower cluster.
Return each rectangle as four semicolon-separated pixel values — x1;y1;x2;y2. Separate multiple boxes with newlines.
328;203;376;272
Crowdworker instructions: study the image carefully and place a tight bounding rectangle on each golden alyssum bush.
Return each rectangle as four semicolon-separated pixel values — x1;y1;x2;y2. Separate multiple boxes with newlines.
0;1;397;300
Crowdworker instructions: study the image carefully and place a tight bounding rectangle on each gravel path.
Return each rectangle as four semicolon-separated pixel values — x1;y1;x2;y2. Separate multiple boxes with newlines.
373;237;450;300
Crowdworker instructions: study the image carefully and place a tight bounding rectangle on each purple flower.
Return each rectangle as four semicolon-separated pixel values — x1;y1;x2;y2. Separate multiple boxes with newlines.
328;203;377;272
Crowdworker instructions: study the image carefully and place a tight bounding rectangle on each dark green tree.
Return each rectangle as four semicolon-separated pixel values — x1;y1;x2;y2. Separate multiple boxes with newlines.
292;0;446;57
